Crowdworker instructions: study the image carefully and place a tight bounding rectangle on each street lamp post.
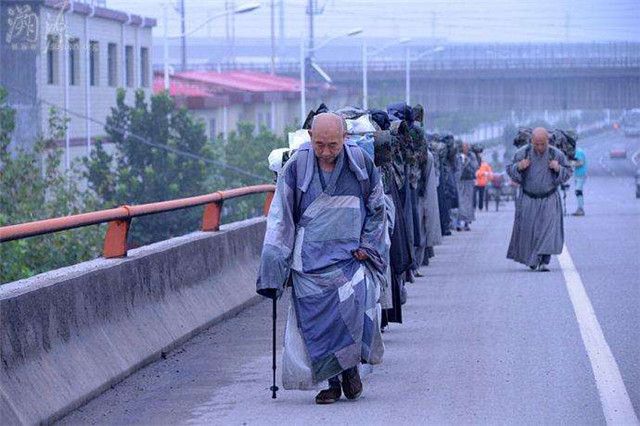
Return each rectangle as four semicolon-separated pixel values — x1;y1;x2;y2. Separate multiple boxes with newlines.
163;2;260;90
362;37;410;109
300;28;362;126
405;46;445;106
300;37;306;124
362;39;367;110
405;46;411;105
163;4;170;90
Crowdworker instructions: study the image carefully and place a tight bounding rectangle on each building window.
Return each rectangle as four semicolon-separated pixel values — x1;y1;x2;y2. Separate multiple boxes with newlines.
47;35;59;85
69;38;80;85
140;47;149;87
108;42;118;86
89;41;99;86
125;45;134;87
209;118;217;141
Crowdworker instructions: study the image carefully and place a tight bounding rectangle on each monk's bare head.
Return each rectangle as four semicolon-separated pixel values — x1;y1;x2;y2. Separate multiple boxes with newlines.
308;113;346;165
531;127;549;154
462;142;469;155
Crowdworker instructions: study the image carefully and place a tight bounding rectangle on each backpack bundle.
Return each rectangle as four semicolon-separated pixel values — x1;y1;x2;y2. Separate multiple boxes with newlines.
513;127;578;160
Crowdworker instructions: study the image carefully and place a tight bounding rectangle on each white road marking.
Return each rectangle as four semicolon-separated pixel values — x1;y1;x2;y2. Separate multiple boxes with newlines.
598;153;618;177
632;149;640;167
558;245;639;425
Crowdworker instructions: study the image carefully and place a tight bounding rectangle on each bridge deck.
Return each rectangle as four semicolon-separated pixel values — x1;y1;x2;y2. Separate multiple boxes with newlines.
58;132;640;424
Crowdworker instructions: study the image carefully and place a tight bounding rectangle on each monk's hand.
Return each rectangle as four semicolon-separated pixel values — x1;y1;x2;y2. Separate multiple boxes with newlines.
517;159;531;171
549;160;561;172
353;249;369;261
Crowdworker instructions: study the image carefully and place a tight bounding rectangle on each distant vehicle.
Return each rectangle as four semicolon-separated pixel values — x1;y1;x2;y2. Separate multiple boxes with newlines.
609;144;628;159
621;109;640;137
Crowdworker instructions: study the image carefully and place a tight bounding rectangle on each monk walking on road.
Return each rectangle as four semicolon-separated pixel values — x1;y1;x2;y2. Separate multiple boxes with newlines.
257;113;386;404
506;127;573;271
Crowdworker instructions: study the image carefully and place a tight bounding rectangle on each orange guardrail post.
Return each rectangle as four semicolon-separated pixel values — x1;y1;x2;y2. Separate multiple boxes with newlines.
103;218;131;258
263;191;274;216
202;201;223;232
1;185;275;259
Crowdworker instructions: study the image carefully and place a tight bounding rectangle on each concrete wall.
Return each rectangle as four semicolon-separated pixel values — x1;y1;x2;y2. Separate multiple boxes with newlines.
0;217;267;425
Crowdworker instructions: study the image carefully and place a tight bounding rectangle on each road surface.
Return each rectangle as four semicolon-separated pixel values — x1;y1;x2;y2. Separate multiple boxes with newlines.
59;131;640;425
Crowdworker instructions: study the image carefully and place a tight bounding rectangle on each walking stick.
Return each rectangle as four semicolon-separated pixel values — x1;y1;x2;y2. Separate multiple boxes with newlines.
270;296;279;399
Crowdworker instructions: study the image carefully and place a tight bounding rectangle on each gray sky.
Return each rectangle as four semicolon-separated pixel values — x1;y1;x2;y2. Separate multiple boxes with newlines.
109;0;640;43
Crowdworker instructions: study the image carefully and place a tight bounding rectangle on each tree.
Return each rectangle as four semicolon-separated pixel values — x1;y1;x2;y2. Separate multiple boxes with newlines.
0;88;103;283
84;89;220;246
221;123;285;222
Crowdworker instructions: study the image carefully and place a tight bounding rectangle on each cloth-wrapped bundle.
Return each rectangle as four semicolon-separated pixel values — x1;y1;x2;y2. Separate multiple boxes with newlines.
373;130;393;167
513;127;577;160
550;129;578;160
387;102;415;123
369;109;391;131
513;127;533;149
302;103;330;129
335;106;368;120
471;143;484;154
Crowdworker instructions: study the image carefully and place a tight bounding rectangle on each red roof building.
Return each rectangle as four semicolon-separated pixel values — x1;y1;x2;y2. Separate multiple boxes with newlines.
176;71;301;93
153;70;331;142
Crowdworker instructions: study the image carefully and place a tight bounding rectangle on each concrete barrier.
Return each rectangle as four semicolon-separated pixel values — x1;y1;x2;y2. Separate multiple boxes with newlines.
0;218;266;425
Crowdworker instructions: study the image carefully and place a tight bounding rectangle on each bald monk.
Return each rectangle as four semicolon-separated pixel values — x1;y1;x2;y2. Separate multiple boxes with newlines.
257;113;386;404
506;127;572;271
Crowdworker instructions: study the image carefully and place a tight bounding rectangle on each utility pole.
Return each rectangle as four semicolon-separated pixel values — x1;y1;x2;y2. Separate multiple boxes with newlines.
564;12;570;42
225;0;230;65
431;12;436;40
231;1;236;65
163;3;169;89
270;0;276;132
307;0;314;62
362;39;368;109
278;0;285;60
405;45;410;105
270;0;276;74
180;0;186;71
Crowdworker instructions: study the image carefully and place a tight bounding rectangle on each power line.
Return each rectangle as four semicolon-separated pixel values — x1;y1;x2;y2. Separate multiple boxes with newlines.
2;81;268;183
150;0;640;41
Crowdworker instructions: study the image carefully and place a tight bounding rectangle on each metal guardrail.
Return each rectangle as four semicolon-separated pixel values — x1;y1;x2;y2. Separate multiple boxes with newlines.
359;56;640;71
0;184;275;258
185;57;640;75
156;42;640;74
178;41;640;75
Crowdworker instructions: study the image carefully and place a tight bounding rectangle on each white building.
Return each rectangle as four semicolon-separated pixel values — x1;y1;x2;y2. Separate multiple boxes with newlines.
0;0;155;164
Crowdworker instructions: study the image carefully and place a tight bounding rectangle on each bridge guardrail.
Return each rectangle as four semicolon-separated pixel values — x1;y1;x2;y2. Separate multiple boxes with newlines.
184;53;640;75
0;184;275;258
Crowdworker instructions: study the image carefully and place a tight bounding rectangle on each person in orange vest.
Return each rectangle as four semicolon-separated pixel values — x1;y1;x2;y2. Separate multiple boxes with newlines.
474;159;493;211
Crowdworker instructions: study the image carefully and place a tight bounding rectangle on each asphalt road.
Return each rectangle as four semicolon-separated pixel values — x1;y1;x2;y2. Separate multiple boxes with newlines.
58;131;639;425
582;129;640;178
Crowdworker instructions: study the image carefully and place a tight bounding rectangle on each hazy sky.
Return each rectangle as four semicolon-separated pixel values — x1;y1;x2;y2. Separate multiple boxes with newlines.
108;0;640;43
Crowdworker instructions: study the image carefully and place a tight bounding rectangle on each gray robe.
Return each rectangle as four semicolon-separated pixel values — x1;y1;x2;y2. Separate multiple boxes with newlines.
425;151;442;247
415;151;443;266
506;145;573;267
379;194;395;310
456;153;479;224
